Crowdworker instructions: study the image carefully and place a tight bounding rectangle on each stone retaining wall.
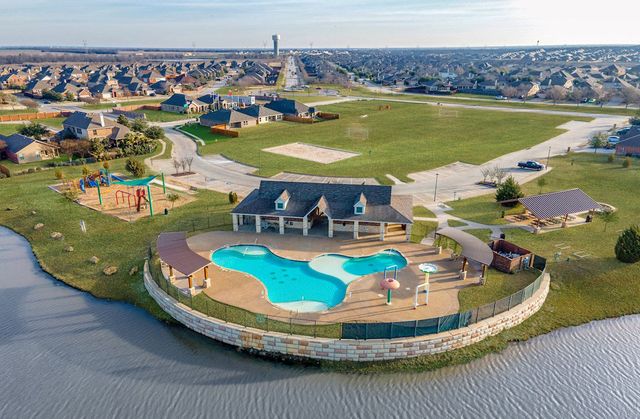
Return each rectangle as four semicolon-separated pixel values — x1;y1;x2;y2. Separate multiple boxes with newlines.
144;262;550;362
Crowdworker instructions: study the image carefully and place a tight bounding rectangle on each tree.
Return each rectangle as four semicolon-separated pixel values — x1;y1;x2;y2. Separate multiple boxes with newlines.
172;158;181;174
597;210;618;232
42;89;64;102
615;225;640;263
495;176;524;206
185;156;194;172
620;87;640;109
19;98;39;109
589;132;608;153
81;165;90;177
131;118;149;133
89;137;108;160
117;114;130;127
180;158;188;173
501;86;517;100
125;158;145;178
569;88;586;106
493;166;507;185
546;86;567;104
19;122;48;140
228;191;238;204
166;193;180;209
596;88;614;108
145;126;165;140
537;177;547;194
65;92;76;102
480;167;492;183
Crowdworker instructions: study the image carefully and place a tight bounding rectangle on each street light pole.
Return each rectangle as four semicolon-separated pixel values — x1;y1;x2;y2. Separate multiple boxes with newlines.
433;173;439;202
546;146;551;170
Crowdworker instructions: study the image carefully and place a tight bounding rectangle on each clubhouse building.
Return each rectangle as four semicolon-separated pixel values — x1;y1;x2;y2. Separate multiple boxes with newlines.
231;181;413;240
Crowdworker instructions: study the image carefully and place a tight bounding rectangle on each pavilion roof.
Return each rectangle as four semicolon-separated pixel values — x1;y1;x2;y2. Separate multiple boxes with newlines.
156;232;210;276
518;188;601;220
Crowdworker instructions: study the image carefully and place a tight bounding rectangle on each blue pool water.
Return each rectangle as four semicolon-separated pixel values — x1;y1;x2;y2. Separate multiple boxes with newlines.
211;245;407;312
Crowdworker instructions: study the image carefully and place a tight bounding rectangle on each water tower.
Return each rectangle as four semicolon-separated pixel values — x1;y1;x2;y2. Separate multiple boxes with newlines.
272;34;280;57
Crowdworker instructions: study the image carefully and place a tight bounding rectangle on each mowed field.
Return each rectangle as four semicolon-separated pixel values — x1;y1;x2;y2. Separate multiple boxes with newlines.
195;101;590;184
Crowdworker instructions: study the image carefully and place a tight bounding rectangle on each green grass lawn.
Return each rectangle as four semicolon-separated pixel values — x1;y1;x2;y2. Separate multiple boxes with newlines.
458;269;540;311
181;123;234;144
0;108;38;115
446;219;468;228
141;110;201;122
0;157;234;320
82;98;164;110
0;123;26;135
0;117;64;136
196;101;587;184
448;198;524;225
413;206;436;218
410;220;438;243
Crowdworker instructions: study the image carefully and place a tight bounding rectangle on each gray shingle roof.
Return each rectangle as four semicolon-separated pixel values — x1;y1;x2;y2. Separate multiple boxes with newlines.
232;181;413;224
237;104;282;119
200;109;255;125
1;134;58;153
264;99;310;115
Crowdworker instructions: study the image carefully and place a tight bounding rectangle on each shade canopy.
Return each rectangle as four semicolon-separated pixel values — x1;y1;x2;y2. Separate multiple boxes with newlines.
436;227;494;266
518;188;601;220
157;232;210;276
113;175;157;187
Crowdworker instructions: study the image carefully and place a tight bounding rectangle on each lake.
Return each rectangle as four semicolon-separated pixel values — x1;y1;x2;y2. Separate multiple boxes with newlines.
0;226;638;418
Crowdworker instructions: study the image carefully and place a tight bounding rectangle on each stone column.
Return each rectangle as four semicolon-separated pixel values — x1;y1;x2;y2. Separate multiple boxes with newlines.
353;221;359;239
405;224;412;241
255;215;261;233
232;214;239;232
279;217;285;235
379;222;385;241
328;219;334;238
302;216;308;236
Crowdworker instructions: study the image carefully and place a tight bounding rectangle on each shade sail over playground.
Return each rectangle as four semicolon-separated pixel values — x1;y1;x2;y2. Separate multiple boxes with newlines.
157;232;211;276
113;175;157;187
435;227;494;266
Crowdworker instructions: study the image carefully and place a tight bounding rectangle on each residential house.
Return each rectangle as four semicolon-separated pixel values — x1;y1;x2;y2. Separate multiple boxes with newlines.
231;181;413;240
198;109;257;129
0;133;59;164
160;93;208;114
265;99;315;118
62;112;129;141
237;105;283;124
616;127;640;157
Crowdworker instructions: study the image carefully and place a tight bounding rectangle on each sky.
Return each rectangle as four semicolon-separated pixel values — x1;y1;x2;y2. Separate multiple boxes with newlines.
1;0;639;49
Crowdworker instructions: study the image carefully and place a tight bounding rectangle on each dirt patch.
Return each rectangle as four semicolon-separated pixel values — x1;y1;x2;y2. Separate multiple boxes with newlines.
263;142;359;164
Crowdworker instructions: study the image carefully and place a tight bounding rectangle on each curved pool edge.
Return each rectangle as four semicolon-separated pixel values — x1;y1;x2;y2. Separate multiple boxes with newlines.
210;244;409;312
144;261;551;362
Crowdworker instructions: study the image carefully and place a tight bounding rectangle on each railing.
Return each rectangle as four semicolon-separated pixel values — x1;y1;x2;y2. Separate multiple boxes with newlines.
148;243;547;341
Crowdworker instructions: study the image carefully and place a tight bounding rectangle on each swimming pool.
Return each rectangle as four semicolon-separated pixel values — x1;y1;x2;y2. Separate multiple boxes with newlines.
211;245;408;312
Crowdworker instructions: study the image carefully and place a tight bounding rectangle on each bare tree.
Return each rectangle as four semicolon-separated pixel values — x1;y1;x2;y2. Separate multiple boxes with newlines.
480;167;492;183
493;166;507;185
597;87;614;108
569;88;586;106
501;86;518;101
621;87;640;109
172;158;181;175
180;158;188;173
185;156;194;173
546;86;567;105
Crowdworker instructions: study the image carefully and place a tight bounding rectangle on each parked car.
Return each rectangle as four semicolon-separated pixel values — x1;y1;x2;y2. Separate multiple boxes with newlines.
517;160;545;170
607;136;621;145
495;95;508;100
616;127;631;136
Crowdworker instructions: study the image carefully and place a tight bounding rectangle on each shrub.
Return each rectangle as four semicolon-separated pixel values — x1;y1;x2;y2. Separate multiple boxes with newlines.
54;168;64;180
615;225;640;263
607;154;615;163
19;122;49;140
0;164;11;178
630;116;640;126
228;191;238;204
622;158;632;168
495;176;524;206
81;165;90;176
27;168;35;174
63;189;80;201
131;118;149;133
125;158;146;178
117;114;130;127
102;160;110;171
145;126;165;140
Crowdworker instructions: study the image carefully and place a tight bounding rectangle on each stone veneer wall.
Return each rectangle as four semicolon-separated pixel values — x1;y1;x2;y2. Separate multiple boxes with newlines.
144;263;550;362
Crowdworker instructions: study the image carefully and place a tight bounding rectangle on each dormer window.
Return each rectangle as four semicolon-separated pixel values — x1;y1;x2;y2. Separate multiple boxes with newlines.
275;189;290;211
353;192;367;215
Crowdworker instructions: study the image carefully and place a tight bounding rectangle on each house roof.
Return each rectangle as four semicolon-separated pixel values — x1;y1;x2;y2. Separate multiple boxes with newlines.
232;180;413;224
0;134;58;154
518;188;601;219
161;93;190;107
200;109;255;125
264;99;310;115
63;111;114;129
237;104;282;119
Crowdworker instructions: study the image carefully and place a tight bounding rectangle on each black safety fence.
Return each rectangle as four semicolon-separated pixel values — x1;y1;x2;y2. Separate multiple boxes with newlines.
341;272;545;340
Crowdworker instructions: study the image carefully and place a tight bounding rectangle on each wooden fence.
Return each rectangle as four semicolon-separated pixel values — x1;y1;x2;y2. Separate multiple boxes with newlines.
0;111;71;122
112;104;161;112
317;112;340;120
211;126;239;138
283;115;314;124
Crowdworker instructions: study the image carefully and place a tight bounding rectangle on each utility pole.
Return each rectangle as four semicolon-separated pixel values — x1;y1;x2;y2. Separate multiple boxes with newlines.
433;173;439;202
546;146;551;169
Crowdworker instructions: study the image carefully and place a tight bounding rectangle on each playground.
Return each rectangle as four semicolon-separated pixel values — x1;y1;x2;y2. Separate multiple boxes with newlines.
51;170;195;222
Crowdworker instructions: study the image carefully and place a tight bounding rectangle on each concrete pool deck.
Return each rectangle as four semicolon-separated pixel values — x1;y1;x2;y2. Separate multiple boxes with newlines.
178;230;484;323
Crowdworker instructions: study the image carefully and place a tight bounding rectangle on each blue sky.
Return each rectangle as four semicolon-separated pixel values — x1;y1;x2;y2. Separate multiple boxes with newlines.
1;0;638;48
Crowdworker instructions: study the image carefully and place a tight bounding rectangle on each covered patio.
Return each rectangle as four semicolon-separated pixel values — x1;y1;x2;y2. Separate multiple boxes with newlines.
504;188;602;233
157;232;212;295
434;227;494;283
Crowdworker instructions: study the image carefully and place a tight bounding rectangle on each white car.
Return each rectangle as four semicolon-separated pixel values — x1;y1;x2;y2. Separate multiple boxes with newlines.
607;136;621;144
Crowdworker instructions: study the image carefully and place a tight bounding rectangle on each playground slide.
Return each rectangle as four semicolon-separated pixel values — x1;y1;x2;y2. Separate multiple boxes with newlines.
111;175;126;182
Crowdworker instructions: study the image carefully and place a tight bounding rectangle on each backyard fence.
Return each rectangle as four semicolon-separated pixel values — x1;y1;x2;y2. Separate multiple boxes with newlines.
0;110;71;122
210;126;239;138
148;244;548;341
